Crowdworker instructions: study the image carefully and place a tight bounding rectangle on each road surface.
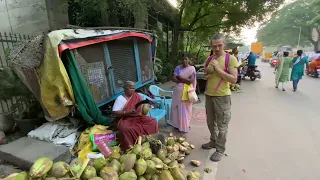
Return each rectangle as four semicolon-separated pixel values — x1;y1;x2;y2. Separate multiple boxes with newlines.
216;61;320;180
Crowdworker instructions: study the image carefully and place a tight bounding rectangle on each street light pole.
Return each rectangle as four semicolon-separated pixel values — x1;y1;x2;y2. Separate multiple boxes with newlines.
293;26;302;49
298;27;301;48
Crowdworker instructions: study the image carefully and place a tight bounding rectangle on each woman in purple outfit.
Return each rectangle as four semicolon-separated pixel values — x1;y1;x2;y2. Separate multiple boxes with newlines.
169;53;197;132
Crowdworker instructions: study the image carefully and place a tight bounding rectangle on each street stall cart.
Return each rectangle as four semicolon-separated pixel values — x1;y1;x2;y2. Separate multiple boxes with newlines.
9;28;157;125
4;28;204;180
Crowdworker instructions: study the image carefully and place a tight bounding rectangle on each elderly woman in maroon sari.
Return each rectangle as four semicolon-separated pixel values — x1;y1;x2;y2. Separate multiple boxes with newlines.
112;81;158;150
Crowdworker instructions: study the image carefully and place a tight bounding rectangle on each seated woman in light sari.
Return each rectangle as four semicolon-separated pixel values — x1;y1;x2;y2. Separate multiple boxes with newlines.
112;81;158;150
291;50;309;92
170;53;196;133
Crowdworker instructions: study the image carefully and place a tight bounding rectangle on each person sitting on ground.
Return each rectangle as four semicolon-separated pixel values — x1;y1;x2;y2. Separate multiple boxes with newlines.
309;55;320;73
112;81;159;150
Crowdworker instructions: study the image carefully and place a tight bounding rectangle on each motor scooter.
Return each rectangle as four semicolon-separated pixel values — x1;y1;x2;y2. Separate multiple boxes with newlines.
307;66;320;78
270;58;279;67
240;60;261;81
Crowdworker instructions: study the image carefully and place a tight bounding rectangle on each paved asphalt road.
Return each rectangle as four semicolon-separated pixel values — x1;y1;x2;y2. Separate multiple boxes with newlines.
216;61;320;180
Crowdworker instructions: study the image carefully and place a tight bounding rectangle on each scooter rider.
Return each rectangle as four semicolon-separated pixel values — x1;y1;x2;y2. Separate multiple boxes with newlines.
247;52;257;69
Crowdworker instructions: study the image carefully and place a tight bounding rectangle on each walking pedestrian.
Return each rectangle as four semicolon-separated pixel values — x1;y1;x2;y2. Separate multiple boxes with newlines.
202;34;239;162
275;51;292;91
291;50;309;92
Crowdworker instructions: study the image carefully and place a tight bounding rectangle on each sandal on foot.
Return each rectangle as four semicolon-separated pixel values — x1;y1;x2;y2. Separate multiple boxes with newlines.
210;151;223;162
201;141;215;149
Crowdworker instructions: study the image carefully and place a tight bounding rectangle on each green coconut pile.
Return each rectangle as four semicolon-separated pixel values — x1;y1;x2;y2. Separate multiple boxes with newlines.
3;134;201;180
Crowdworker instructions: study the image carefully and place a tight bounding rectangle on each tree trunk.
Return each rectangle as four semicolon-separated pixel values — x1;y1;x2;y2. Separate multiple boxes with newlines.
107;0;120;26
133;10;147;29
196;47;202;64
179;32;185;54
170;22;181;65
312;41;320;51
100;1;109;26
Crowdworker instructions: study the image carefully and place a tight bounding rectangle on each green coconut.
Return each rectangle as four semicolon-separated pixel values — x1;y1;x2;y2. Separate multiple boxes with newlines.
141;148;153;160
134;159;147;176
206;65;215;74
170;167;186;180
121;154;137;173
151;157;163;165
119;172;137;180
93;158;106;173
167;138;175;146
29;157;54;178
143;173;152;180
187;172;200;180
156;149;167;161
185;148;192;155
109;159;121;173
81;166;97;180
163;158;172;165
109;151;121;161
111;146;121;153
168;160;178;168
142;142;150;149
138;176;146;180
100;167;118;180
132;136;143;155
89;177;103;180
69;158;83;177
159;170;174;180
178;164;185;169
13;172;28;180
120;154;128;164
194;171;201;178
145;160;156;174
49;161;69;178
132;144;142;155
150;175;159;180
168;151;179;161
44;177;57;180
141;104;150;115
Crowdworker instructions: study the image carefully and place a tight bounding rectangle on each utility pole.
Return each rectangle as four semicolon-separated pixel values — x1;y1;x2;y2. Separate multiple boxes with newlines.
293;26;302;49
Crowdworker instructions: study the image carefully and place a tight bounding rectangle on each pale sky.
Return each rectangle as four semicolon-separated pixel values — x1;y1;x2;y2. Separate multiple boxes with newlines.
168;0;294;45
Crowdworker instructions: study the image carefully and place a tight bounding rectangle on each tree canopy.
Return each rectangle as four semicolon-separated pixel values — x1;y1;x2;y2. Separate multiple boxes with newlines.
257;0;320;51
170;0;284;62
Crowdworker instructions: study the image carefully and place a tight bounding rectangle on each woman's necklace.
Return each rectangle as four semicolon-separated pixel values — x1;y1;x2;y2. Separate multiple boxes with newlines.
123;94;130;100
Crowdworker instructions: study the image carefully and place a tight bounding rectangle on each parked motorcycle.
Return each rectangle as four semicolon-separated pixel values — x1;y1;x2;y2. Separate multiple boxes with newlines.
307;66;320;78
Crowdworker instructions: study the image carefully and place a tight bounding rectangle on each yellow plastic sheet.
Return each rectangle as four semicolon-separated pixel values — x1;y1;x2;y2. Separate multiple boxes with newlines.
37;31;75;121
74;125;113;160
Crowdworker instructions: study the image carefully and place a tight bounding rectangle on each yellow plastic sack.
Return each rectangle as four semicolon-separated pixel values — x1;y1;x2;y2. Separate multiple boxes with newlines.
74;125;113;159
182;84;193;101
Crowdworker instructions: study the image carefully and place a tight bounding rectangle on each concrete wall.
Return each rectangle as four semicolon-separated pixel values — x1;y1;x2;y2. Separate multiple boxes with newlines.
45;0;69;31
0;0;69;35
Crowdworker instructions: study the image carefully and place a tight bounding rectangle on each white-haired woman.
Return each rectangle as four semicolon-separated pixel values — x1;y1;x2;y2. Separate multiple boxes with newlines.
112;81;158;150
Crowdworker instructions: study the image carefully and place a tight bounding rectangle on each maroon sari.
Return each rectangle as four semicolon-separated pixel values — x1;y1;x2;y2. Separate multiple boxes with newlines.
116;93;159;150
